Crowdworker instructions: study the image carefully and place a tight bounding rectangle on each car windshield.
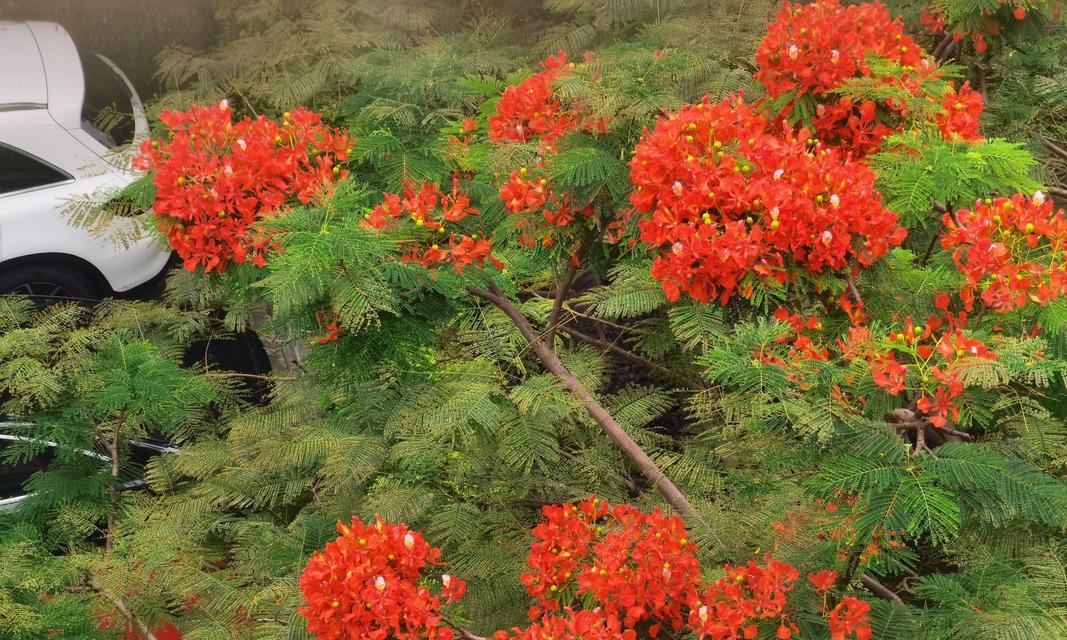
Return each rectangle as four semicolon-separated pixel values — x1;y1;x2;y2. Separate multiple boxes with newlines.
76;45;135;150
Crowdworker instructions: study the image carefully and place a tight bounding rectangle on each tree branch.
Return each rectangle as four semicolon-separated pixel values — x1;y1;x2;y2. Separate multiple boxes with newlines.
938;425;974;441
442;616;486;640
919;203;952;267
843;274;862;304
920;229;943;266
890;417;974;442
545;255;580;349
468;284;697;517
931;32;953;61
861;573;905;606
1043;138;1067;163
1048;186;1067;201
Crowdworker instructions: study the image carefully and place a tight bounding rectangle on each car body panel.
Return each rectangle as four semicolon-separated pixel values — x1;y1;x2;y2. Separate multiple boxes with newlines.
0;21;171;293
0;22;47;107
28;21;84;131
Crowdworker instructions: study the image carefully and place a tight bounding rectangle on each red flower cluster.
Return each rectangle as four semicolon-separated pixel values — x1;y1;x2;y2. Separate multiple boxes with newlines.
828;598;872;640
488;52;579;149
774;495;907;570
362;179;502;273
763;309;830;364
808;570;838;593
298;516;466;640
755;0;937;155
521;496;700;633
499;168;550;214
630;96;904;304
756;1;926;100
493;609;634;640
845;314;996;428
941;193;1067;312
688;557;801;640
487;53;609;250
300;499;871;640
134;101;351;272
498;167;593;248
755;310;831;388
316;310;343;344
937;82;984;142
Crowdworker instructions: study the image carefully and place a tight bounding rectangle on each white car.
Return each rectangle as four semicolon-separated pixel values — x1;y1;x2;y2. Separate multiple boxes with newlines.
0;21;170;302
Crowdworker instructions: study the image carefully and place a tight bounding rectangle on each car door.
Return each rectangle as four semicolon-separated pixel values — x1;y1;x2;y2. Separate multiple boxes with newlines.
0;109;126;266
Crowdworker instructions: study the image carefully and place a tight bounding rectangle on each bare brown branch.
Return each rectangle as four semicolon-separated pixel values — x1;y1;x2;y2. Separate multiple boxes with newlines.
861;573;905;606
442;616;486;640
931;32;953;61
1043;138;1067;163
545;255;580;349
468;284;698;518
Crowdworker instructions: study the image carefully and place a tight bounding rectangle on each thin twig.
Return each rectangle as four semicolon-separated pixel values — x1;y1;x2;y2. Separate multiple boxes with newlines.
861;573;905;606
545;253;580;349
558;325;680;382
920;228;943;266
93;583;160;640
228;80;259;118
844;275;862;304
105;408;127;551
560;302;635;332
442;616;486;640
1047;186;1067;201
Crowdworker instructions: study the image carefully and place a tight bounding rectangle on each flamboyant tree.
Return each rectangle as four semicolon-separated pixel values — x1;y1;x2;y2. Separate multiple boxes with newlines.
5;2;1067;640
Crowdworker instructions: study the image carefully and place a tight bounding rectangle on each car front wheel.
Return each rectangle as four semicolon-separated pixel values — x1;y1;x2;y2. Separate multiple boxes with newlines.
0;264;102;304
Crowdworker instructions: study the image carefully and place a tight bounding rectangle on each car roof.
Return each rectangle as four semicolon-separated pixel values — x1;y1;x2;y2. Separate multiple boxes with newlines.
0;21;84;129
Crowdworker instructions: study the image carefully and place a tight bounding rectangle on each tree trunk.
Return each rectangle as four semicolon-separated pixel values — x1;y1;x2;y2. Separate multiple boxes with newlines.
105;409;126;551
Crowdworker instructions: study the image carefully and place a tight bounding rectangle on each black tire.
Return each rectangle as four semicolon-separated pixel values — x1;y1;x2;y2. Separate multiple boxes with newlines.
0;263;103;304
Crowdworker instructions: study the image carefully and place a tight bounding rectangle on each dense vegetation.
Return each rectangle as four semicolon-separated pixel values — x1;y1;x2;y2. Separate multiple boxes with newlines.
2;1;1066;639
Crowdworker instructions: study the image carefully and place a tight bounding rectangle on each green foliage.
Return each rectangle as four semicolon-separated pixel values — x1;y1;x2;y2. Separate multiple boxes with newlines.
5;1;1067;639
874;134;1041;227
